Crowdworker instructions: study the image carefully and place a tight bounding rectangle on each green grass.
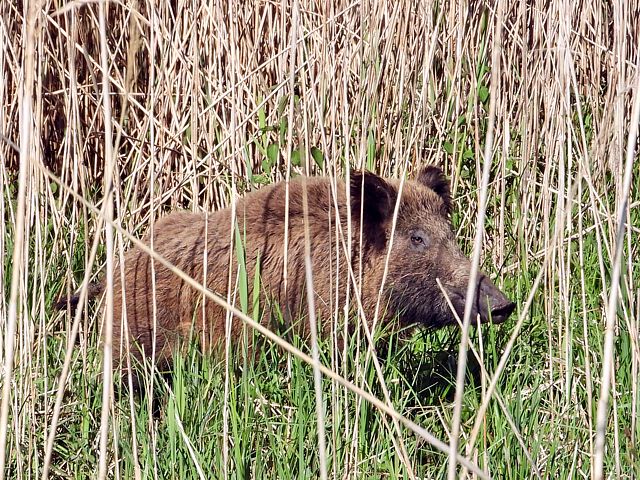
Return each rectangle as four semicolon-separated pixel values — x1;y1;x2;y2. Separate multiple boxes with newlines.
22;294;638;479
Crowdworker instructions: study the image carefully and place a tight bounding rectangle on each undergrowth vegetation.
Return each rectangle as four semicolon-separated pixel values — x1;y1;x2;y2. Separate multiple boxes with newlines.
1;0;639;478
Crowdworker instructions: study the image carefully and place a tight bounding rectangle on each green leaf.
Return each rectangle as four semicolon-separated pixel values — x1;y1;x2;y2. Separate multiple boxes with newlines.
291;149;301;167
311;147;324;169
252;254;261;321
278;118;288;143
478;85;490;104
252;173;269;185
506;157;515;171
266;143;279;167
443;141;454;155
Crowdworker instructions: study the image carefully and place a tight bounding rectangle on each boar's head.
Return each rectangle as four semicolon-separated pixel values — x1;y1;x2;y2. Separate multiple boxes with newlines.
351;166;516;328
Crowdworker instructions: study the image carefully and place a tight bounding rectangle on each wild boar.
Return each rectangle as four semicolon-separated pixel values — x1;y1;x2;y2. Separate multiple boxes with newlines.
57;166;515;368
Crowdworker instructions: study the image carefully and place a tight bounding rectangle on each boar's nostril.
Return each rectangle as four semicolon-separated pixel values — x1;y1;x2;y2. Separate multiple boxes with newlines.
489;300;516;323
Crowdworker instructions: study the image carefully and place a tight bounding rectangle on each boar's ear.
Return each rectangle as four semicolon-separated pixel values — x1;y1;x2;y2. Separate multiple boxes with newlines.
350;171;396;247
418;166;452;215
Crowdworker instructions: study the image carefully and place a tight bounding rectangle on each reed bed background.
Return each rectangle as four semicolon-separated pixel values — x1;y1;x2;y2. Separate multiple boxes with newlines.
1;0;639;478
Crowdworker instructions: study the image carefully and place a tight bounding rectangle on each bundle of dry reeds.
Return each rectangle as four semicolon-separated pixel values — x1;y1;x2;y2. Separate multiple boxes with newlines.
1;1;638;478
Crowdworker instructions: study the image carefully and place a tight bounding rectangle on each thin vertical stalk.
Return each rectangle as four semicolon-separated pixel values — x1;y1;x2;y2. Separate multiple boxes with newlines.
0;0;38;476
97;0;115;477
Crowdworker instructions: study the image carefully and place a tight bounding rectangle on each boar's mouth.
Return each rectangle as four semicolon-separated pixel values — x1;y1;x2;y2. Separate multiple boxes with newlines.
447;275;516;325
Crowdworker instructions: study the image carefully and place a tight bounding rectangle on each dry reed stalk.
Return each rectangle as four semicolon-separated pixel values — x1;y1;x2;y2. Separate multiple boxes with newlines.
0;0;39;477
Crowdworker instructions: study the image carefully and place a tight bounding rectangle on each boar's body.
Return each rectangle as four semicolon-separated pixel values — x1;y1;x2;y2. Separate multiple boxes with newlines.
74;167;515;367
114;177;357;364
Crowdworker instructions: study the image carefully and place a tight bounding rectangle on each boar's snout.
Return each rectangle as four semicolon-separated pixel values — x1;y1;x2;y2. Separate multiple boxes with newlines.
448;275;516;324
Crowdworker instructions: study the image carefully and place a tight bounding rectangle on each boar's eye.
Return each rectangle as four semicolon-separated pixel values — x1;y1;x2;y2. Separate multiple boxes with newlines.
409;230;429;250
